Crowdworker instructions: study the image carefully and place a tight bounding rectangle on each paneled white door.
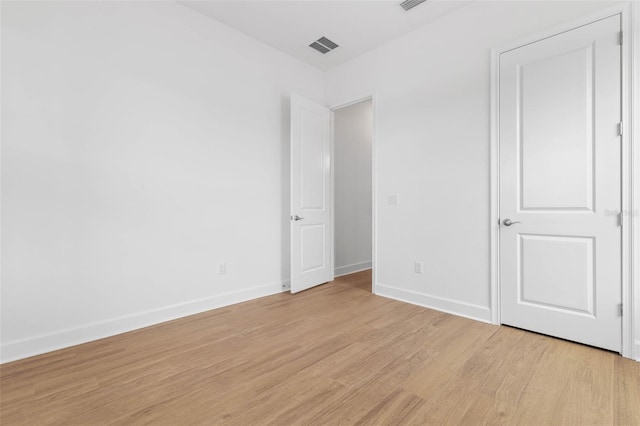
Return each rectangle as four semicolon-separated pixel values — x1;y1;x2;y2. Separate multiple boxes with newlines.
499;16;622;351
290;94;333;293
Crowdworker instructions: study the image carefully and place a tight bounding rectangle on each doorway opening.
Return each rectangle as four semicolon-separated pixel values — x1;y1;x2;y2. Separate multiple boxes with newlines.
332;98;374;292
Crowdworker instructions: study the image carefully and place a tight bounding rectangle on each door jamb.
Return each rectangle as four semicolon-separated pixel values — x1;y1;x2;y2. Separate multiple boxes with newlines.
330;94;377;294
490;2;638;360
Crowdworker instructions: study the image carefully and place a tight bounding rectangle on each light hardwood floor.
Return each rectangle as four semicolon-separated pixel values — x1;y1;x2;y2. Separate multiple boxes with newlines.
1;270;639;425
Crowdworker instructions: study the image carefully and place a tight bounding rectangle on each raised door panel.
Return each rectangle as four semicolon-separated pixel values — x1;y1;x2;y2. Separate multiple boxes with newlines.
300;108;327;210
518;234;595;316
519;46;595;211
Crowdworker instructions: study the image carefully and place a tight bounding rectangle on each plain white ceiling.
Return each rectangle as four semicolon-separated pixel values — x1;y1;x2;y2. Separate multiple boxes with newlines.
180;1;472;71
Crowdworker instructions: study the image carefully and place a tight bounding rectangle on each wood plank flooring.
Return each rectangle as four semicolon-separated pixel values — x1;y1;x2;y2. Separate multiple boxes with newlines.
1;270;639;425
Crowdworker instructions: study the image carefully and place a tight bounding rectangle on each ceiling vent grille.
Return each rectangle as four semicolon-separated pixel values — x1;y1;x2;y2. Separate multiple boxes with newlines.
309;36;339;55
317;37;339;50
399;0;427;11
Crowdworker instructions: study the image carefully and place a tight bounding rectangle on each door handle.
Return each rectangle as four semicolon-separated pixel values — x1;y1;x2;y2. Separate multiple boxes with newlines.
503;218;521;227
292;215;305;221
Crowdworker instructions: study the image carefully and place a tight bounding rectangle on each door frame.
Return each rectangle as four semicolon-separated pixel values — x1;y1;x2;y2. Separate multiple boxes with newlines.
489;2;639;360
330;93;377;294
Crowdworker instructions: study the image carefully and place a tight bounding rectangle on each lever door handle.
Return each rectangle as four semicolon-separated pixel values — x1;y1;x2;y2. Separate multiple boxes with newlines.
292;215;305;221
503;218;521;227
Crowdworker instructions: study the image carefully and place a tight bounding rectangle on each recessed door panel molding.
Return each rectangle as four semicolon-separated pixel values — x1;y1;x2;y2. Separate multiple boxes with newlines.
518;45;595;212
301;224;326;272
499;15;622;352
290;94;333;294
518;234;595;317
300;107;327;210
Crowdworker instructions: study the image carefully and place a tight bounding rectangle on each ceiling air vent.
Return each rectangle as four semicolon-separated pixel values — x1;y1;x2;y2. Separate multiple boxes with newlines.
399;0;427;12
309;36;339;55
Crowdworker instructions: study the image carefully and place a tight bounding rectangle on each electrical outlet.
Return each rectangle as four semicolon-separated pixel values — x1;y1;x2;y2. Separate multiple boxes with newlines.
414;261;423;274
218;262;227;275
388;194;400;205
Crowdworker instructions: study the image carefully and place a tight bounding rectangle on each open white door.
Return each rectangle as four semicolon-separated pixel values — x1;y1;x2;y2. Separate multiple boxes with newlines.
499;16;622;351
290;94;333;293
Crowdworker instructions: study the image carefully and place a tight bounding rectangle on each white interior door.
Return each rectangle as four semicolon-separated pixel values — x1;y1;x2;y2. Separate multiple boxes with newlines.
499;16;622;351
290;94;333;293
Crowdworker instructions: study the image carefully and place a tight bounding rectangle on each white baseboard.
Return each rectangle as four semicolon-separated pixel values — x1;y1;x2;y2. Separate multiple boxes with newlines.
334;261;372;277
635;340;640;362
375;282;492;324
0;281;287;364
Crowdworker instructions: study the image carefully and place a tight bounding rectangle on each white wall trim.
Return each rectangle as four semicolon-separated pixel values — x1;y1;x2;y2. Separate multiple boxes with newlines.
0;281;287;364
330;93;377;294
371;94;378;295
376;283;492;324
490;39;501;326
334;262;372;278
490;2;638;360
631;0;640;363
329;94;374;111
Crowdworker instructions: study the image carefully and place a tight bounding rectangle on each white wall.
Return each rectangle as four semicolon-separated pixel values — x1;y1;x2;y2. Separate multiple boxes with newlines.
0;0;324;362
334;100;373;277
326;1;625;322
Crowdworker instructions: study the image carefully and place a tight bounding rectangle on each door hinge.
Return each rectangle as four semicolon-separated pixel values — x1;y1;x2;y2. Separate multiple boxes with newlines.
619;31;623;45
618;211;623;227
618;303;623;316
618;122;623;136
